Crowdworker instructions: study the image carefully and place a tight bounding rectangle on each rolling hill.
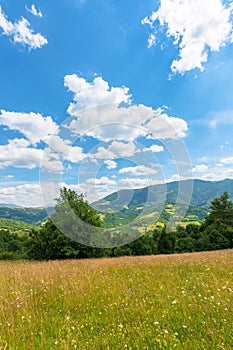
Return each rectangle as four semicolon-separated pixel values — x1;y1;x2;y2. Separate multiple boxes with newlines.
0;206;48;225
94;179;233;211
0;179;232;229
0;218;36;232
93;179;233;228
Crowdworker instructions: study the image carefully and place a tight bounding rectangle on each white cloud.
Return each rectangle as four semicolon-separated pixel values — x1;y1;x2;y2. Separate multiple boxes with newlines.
45;135;71;154
142;0;233;74
65;75;188;142
0;6;47;49
88;146;115;160
0;139;43;169
119;165;158;176
119;178;159;189
87;142;138;163
45;135;85;163
41;158;63;173
86;176;116;187
148;33;156;48
220;156;233;164
72;176;117;203
184;160;233;182
147;144;164;153
0;111;85;171
66;146;85;163
146;113;188;139
104;160;117;169
108;141;137;157
195;170;232;181
192;164;209;173
26;4;43;18
64;74;131;114
0;183;43;207
167;174;190;182
0;110;58;145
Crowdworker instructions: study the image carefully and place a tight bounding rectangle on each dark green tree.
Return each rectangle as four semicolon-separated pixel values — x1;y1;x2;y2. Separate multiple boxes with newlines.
201;192;233;250
0;229;26;260
157;227;175;254
204;192;233;228
25;188;102;260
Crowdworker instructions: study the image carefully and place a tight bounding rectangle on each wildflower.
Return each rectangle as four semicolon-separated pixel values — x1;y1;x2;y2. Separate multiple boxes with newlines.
118;324;124;328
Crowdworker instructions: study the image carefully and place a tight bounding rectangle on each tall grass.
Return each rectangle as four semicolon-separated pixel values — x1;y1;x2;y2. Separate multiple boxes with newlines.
0;250;232;349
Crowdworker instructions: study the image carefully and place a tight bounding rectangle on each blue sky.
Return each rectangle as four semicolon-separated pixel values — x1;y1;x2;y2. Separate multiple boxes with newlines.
0;0;233;207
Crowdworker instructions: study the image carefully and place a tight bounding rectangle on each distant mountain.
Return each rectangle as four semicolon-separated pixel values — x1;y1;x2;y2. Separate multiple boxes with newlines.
0;203;22;208
0;217;36;232
93;179;233;211
93;179;233;228
1;179;232;229
0;206;48;225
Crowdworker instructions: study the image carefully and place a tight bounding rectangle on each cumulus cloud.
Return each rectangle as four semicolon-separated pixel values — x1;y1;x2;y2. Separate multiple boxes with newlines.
145;112;188;139
0;183;44;207
0;110;59;170
72;176;117;203
193;168;233;181
147;144;164;153
148;33;156;48
0;6;47;49
45;135;84;163
104;160;117;169
108;141;137;157
26;4;43;18
87;142;138;162
0;110;58;145
0;138;43;169
220;156;233;164
119;165;158;176
65;75;188;142
142;0;233;74
87;146;115;161
184;160;233;182
192;164;209;173
0;111;85;171
119;178;160;189
64;74;131;114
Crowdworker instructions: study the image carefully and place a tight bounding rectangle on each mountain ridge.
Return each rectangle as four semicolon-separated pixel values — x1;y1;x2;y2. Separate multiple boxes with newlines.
0;179;232;226
93;178;233;212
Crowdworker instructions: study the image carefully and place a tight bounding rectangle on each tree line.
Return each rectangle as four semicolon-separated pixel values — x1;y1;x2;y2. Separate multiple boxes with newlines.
0;189;233;260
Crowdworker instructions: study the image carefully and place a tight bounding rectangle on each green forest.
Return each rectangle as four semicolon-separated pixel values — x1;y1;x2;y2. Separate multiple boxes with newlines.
0;188;232;260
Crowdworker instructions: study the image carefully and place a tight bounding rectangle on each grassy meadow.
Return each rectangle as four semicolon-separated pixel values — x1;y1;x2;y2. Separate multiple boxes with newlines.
0;250;232;349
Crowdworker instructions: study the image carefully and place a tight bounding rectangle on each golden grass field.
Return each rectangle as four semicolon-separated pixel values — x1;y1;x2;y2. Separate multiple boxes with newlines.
0;250;233;349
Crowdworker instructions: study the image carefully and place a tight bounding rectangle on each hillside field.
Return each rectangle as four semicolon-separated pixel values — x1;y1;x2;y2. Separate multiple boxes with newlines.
0;250;232;349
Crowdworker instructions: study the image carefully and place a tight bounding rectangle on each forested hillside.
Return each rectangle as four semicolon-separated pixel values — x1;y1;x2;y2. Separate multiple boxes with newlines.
94;179;233;211
0;187;232;260
0;206;48;225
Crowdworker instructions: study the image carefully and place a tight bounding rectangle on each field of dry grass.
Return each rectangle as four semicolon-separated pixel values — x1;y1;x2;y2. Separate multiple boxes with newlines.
0;250;233;349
